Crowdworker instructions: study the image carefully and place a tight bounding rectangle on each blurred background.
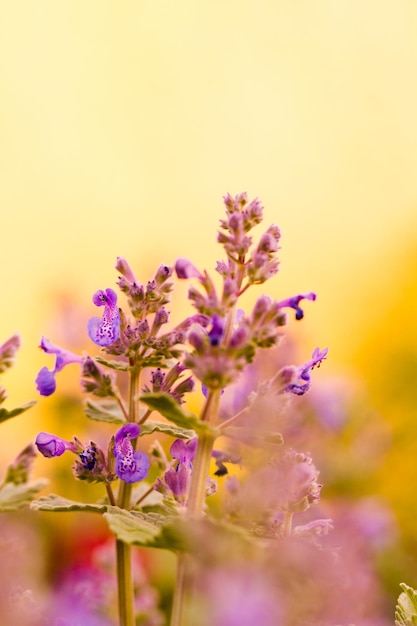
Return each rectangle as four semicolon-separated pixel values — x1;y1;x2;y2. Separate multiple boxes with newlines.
1;0;417;622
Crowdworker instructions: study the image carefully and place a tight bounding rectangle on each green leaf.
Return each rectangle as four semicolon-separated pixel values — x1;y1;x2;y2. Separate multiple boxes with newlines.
84;398;126;424
395;583;417;625
139;393;216;436
224;426;283;446
104;507;177;549
105;508;254;555
0;479;48;512
30;493;109;513
4;443;37;484
140;421;195;439
95;356;130;371
0;400;36;424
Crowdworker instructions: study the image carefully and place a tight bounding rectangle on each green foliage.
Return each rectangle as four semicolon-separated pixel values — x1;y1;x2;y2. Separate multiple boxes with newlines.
0;400;36;424
395;583;417;625
140;420;195;439
0;441;45;512
0;479;48;512
105;507;254;555
104;507;178;550
84;398;126;424
95;356;131;371
30;493;109;513
139;392;217;436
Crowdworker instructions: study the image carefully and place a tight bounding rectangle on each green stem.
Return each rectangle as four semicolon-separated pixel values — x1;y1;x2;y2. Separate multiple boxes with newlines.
170;264;245;625
115;365;141;626
116;539;134;626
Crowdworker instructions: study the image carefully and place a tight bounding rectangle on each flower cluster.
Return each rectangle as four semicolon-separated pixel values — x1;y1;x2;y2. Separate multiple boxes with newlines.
31;192;334;626
175;193;319;395
35;423;150;484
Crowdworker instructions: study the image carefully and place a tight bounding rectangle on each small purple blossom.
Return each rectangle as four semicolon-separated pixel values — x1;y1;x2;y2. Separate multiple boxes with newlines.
87;288;120;347
35;432;76;458
35;337;82;396
208;315;224;347
161;438;197;503
170;438;197;465
277;292;316;320
285;347;328;396
114;424;150;483
164;462;191;503
79;445;97;470
175;258;203;280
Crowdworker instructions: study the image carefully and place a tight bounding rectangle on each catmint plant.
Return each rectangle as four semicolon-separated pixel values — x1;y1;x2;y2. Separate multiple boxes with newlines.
0;335;45;512
32;193;331;626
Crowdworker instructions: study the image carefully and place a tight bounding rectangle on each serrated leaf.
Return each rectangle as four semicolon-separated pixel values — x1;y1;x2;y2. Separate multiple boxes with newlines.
0;479;48;511
140;421;195;439
139;393;216;436
0;400;36;424
105;508;254;555
224;426;283;446
395;583;417;625
104;507;176;549
95;356;130;371
30;493;109;513
84;398;126;424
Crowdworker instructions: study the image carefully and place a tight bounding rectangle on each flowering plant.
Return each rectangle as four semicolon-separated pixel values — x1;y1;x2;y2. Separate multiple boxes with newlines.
0;335;45;512
29;192;409;626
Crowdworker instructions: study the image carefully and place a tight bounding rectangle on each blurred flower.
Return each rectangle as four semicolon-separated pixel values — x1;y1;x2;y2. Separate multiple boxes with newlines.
284;347;328;396
35;337;82;396
0;334;21;374
175;258;203;280
200;565;283;626
277;292;317;321
87;288;120;347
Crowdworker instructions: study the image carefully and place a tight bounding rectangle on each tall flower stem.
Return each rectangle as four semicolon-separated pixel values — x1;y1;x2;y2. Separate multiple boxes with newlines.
116;365;141;626
171;264;245;626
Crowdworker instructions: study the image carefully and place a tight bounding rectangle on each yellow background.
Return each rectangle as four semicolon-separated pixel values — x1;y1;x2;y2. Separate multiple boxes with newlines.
1;1;417;548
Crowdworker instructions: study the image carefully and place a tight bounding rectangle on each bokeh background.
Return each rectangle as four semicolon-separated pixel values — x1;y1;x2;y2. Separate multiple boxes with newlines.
1;0;417;621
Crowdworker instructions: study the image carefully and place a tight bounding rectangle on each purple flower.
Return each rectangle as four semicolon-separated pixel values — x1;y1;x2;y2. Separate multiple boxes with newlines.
35;337;82;396
79;445;97;470
87;288;120;347
277;292;316;320
175;258;203;280
35;432;76;457
164;462;191;503
114;424;149;483
162;439;197;503
285;347;328;395
208;315;224;346
170;438;197;465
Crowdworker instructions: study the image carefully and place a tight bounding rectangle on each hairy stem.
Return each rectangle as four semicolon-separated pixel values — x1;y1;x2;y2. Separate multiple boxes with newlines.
170;553;189;626
171;266;245;625
115;365;141;626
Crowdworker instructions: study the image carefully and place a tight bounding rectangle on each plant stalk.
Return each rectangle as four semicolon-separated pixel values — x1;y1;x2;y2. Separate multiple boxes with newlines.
115;365;141;626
